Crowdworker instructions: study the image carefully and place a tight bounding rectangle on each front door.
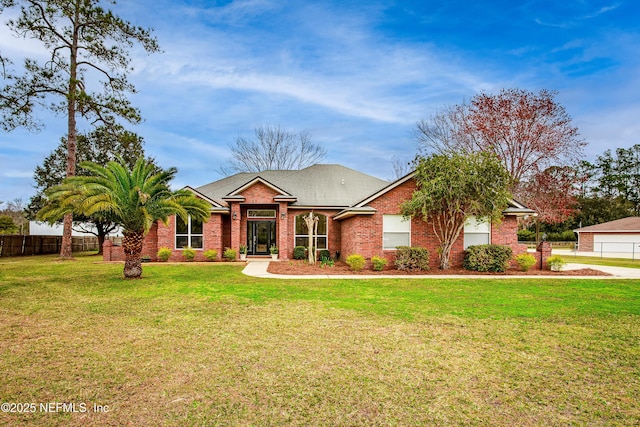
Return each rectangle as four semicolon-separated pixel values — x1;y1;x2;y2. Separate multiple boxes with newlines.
247;221;276;255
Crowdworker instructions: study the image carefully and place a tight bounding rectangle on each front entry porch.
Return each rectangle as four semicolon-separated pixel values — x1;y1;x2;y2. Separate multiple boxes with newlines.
247;220;276;256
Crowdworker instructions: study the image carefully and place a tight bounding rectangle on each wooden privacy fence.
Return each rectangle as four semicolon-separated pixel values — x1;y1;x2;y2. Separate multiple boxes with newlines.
0;235;100;257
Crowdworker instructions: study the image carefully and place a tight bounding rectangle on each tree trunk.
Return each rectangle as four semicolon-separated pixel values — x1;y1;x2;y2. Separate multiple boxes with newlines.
97;233;105;255
60;17;80;259
122;230;144;279
60;213;74;259
95;222;105;255
439;243;452;270
304;212;318;265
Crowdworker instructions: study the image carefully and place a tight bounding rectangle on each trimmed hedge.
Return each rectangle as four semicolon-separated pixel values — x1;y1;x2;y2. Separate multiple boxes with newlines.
345;254;366;271
157;247;172;262
182;247;196;261
395;246;430;271
223;248;237;261
515;253;536;272
203;249;218;261
371;256;388;271
463;244;512;272
293;246;306;260
319;249;331;260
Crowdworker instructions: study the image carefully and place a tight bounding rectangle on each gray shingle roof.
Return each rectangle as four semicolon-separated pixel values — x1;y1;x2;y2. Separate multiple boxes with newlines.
195;164;389;207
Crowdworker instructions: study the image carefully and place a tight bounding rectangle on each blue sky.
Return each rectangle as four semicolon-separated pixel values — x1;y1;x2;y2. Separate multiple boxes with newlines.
1;0;639;204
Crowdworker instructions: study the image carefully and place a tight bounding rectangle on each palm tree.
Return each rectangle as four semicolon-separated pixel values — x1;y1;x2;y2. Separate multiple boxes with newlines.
38;157;210;278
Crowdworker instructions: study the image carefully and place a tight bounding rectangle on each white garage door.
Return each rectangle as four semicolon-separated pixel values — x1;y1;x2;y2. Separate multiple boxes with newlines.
593;234;640;253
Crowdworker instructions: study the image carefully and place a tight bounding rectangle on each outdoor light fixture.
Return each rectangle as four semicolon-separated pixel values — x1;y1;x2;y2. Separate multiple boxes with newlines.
280;212;286;220
232;212;238;220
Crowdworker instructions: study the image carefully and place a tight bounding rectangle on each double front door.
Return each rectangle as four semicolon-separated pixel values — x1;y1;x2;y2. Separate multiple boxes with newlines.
247;221;276;255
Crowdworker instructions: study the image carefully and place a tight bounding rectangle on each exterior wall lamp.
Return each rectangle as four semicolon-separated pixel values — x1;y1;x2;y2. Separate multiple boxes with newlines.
280;212;286;220
232;212;238;220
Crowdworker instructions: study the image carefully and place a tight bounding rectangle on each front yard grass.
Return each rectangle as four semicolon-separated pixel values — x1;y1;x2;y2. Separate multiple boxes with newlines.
0;254;638;426
563;254;640;269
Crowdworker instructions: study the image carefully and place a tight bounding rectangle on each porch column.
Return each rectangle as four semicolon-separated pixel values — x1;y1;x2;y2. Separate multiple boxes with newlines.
279;202;289;260
230;203;241;260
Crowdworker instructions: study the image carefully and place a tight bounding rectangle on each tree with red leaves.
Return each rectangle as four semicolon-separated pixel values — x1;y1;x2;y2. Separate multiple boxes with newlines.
417;88;586;223
518;166;580;224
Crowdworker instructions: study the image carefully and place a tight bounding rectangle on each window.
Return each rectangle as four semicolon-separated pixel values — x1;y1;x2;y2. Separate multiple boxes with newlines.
463;216;490;249
383;215;410;250
175;216;203;249
247;209;276;218
294;214;328;249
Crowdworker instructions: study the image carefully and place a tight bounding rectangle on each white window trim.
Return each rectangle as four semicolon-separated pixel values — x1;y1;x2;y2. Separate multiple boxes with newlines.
175;215;204;250
463;216;491;249
383;215;411;250
294;214;328;250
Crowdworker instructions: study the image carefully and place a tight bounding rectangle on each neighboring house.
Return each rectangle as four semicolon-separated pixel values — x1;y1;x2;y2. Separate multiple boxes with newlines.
575;217;640;254
29;221;123;237
105;164;535;268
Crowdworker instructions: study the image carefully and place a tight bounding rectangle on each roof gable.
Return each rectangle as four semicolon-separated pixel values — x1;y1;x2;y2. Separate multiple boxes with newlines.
182;186;229;212
223;176;295;201
347;170;536;217
195;164;388;207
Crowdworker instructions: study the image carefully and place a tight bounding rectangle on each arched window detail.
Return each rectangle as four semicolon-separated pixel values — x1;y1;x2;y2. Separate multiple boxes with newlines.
294;213;328;249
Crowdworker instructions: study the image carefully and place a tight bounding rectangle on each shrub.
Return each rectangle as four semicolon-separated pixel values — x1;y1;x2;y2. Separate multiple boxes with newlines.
293;246;306;260
515;253;537;272
546;230;577;242
345;254;366;272
546;255;566;271
395;246;430;271
203;249;218;261
320;256;334;268
157;247;172;262
517;229;536;242
182;247;196;262
371;256;388;271
223;248;237;261
319;249;331;260
463;244;513;272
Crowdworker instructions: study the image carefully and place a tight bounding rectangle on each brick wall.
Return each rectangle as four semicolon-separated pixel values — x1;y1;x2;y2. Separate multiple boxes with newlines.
491;217;528;255
103;176;527;268
102;213;227;262
102;240;124;261
577;232;594;251
155;214;225;261
339;179;463;269
338;178;527;269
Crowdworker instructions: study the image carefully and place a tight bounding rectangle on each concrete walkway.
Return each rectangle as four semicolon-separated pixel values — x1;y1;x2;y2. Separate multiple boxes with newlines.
242;259;640;280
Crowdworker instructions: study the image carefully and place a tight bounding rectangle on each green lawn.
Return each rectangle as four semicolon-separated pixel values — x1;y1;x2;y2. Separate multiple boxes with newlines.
562;254;640;269
1;254;638;426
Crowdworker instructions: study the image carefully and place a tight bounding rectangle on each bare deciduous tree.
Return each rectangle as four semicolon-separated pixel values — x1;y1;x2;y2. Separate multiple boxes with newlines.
222;125;326;174
416;89;586;224
417;89;585;184
390;155;413;180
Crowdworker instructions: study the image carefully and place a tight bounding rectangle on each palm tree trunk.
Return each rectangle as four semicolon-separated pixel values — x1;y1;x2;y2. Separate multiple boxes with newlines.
122;230;144;278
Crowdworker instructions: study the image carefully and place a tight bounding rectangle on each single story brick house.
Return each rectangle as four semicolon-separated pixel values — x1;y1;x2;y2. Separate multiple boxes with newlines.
104;164;535;268
575;216;640;254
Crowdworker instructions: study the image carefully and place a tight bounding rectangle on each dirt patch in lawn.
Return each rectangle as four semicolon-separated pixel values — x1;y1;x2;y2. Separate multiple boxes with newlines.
268;260;612;276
